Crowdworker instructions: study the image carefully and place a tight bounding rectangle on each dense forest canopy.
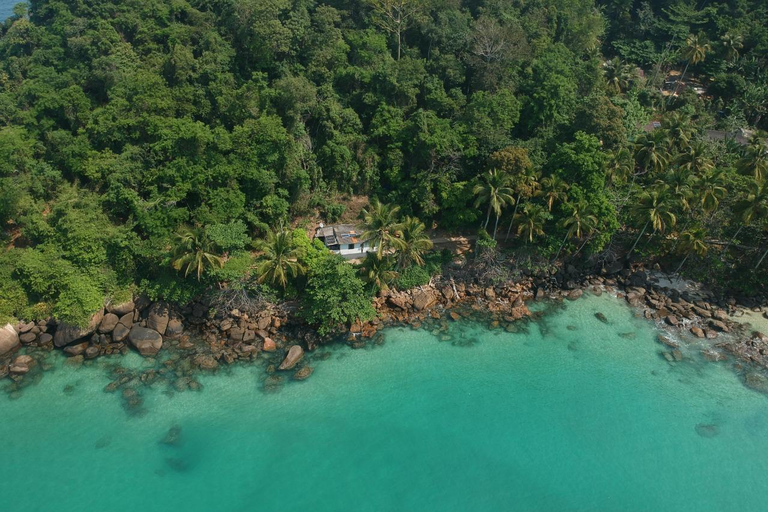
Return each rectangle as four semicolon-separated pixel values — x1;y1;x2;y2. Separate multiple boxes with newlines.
0;0;766;327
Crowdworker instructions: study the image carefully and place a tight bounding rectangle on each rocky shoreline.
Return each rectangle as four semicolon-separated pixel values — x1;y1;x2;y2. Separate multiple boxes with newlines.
2;263;768;406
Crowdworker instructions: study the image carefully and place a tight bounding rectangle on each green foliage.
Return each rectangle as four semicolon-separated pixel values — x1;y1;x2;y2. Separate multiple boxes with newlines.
206;221;252;252
393;265;431;290
301;251;376;336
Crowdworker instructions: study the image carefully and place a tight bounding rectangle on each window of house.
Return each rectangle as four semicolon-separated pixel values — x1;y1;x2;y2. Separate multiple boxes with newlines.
347;244;354;250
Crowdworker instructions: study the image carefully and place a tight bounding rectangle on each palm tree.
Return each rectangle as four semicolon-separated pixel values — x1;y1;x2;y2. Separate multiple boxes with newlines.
396;216;434;268
555;201;597;260
603;58;635;94
473;169;515;240
720;33;743;62
697;170;728;215
504;169;541;239
675;229;708;274
253;228;306;290
738;134;768;182
629;188;677;256
662;112;696;151
675;141;713;174
514;203;548;244
661;168;695;213
540;175;569;212
359;252;398;292
726;179;768;253
171;227;225;281
606;147;634;185
634;130;669;175
669;34;710;103
359;199;405;255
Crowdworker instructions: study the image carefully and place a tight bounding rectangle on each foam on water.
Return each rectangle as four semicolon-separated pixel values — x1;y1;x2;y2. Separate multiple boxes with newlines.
2;294;768;512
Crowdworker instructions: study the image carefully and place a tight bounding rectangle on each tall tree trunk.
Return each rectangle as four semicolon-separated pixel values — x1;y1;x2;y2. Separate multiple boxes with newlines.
675;252;690;274
505;195;522;239
628;220;650;257
554;231;570;261
493;213;501;240
397;29;401;61
483;204;491;230
756;246;768;269
573;234;594;257
722;225;743;255
668;60;690;106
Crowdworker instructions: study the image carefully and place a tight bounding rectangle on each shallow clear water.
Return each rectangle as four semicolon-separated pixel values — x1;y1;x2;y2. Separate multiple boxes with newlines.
2;294;768;512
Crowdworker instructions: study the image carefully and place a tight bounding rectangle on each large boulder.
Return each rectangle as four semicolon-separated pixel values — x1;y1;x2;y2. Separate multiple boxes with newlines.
147;302;170;335
278;345;304;370
112;323;131;343
128;326;163;357
107;299;135;316
98;313;120;334
53;310;104;348
0;324;20;356
412;289;438;311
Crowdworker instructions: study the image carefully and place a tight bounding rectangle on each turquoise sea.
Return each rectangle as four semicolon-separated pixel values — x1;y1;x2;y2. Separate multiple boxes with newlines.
2;294;768;511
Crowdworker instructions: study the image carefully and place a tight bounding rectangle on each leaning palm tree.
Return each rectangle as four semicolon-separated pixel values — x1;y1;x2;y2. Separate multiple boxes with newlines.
629;188;677;256
738;134;768;182
540;175;569;212
473;169;515;240
697;170;728;215
675;229;708;274
669;34;710;103
603;58;635;94
554;201;598;260
253;228;306;290
171;227;225;281
397;216;434;268
359;252;398;292
514;203;549;244
675;140;713;174
359;199;405;255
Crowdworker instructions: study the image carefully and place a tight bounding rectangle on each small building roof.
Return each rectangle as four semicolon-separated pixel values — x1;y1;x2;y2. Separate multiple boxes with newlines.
315;224;366;246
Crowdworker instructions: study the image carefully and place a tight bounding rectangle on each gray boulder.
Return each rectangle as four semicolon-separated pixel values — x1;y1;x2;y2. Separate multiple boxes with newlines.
147;302;170;335
112;323;131;343
107;299;135;316
128;326;163;357
278;345;304;370
99;313;120;334
53;310;104;348
0;323;20;356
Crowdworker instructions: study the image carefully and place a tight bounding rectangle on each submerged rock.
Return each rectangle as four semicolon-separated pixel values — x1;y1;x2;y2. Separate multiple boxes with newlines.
160;425;183;446
695;423;720;438
293;366;314;381
594;312;609;324
744;372;768;394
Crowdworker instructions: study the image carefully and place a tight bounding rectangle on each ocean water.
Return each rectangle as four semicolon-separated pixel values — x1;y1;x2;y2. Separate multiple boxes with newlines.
2;294;768;512
1;0;18;21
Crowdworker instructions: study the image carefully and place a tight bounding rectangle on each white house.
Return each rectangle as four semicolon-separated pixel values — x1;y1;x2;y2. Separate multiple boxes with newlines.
315;224;376;258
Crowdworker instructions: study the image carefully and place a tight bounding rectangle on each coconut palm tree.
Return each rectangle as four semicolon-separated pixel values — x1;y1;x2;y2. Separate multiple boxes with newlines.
360;199;405;255
720;33;743;63
634;130;669;175
359;252;398;292
662;112;696;152
697;170;728;215
504;169;541;239
726;179;768;253
603;58;636;94
473;169;515;240
554;201;597;260
675;229;708;274
606;147;634;185
738;134;768;182
514;203;549;244
253;228;306;290
675;140;713;175
660;168;695;213
171;227;225;281
540;175;570;212
669;34;710;103
629;188;677;256
396;216;434;268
